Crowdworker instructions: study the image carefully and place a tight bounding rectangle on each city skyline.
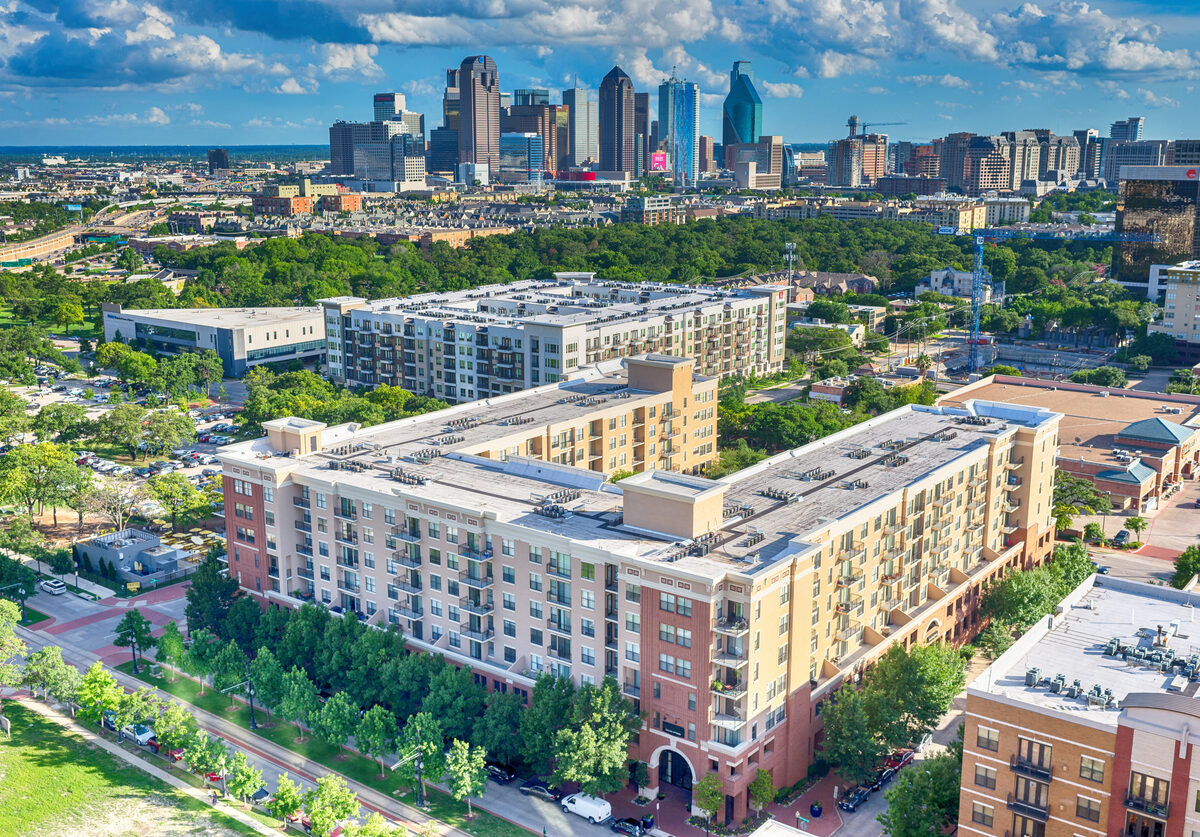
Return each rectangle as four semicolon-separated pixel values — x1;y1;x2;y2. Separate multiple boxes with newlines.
1;0;1198;145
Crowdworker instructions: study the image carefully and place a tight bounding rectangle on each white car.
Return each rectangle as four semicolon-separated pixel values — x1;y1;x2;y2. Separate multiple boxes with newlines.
39;578;67;595
122;723;155;745
561;793;612;824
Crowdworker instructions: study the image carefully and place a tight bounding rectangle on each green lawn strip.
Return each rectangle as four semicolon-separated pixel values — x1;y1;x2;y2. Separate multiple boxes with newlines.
19;606;50;626
120;663;533;837
0;701;260;837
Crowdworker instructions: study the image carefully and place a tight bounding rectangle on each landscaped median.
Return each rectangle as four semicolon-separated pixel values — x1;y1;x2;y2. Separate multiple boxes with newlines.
117;661;533;837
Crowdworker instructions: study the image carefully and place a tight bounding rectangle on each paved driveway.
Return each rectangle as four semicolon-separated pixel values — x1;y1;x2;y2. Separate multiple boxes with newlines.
1141;478;1200;558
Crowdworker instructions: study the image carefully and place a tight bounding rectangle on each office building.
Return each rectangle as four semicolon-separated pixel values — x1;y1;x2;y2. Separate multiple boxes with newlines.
513;89;549;107
621;195;685;225
1103;140;1170;183
373;92;403;122
443;69;461;131
329;116;424;181
500;104;558;176
699;136;715;174
877;174;947;199
427;128;459;175
958;573;1200;837
634;92;651;175
1073;128;1101;178
457;55;501;176
498;133;544;184
562;87;598;167
218;388;1059;827
207;148;229;174
901;144;939;178
1110;116;1145;142
102;303;325;376
936;132;975;192
1001;131;1041;191
599;66;637;175
728;136;784;190
1112;166;1200;290
1148;261;1200;363
944;375;1200;512
963;136;1012;196
321;272;787;401
722;61;763;150
659;74;700;188
1170;140;1200;166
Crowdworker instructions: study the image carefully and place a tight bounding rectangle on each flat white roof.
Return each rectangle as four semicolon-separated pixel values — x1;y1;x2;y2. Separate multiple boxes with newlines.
106;306;323;329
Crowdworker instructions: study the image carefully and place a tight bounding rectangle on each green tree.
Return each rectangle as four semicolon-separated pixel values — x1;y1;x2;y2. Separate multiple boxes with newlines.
156;620;187;680
519;673;576;775
225;750;264;803
396;712;447;803
915;353;933;377
212;640;248;705
1128;354;1152;372
184;553;239;636
445;738;489;819
268;773;305;826
184;728;229;784
224;595;262;653
977;621;1015;659
75;660;122;727
113;607;157;674
113;686;162;741
143;409;195;455
279;665;320;742
1052;469;1111;532
52;299;85;334
421;664;485;742
99;402;149;459
819;686;887;786
302;775;360;837
692;772;725;825
186;627;222;695
343;813;403;837
1173;545;1200;589
1069;365;1126;388
248;646;286;719
471;690;525;768
357;704;400;779
312;690;359;755
1126;516;1147;540
22;645;76;701
153;700;199;755
878;747;963;837
748;768;775;813
31;402;88;442
868;643;966;749
149;471;213;530
1083;522;1104;542
551;678;642;796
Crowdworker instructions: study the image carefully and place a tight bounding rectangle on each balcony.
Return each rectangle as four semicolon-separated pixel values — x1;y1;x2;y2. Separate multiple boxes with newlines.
837;573;864;588
296;544;313;557
460;574;494;590
337;578;360;595
334;508;358;521
836;626;861;642
394;578;422;595
1002;523;1020;535
710;679;747;699
969;477;987;490
836;600;864;616
547;589;571;606
1010;755;1053;782
336;555;359;569
1124;795;1169;819
1004;459;1024;471
712;710;747;730
1006;794;1049;822
1007;477;1023;488
547;645;572;662
546;618;572;636
460;547;492;562
713;648;749;668
394;529;420;543
546;565;572;581
713;615;750;636
393;552;421;569
460;625;494;642
335;531;359;546
292;497;311;509
294;520;312;533
297;566;314;580
459;597;494;615
622;681;641;698
396;602;423;620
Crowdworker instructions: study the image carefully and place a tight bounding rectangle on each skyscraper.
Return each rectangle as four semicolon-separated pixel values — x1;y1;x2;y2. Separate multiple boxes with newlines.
207;148;229;174
373;92;403;122
443;69;461;131
1113;166;1200;291
598;66;636;174
634;92;650;174
561;87;598;167
1110;117;1145;141
513;89;549;107
501;104;558;176
457;55;500;175
1074;128;1100;178
722;61;762;150
498;133;544;184
659;73;700;187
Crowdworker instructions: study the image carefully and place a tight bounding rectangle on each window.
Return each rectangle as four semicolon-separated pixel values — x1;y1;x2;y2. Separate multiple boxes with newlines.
659;624;676;643
1080;756;1104;783
779;614;789;635
580;562;595;581
970;803;993;827
626;583;641;603
530;628;543;646
529;573;542;592
1076;796;1101;823
677;597;692;617
503;620;515;637
581;590;595;610
625;642;639;662
1017;737;1051;769
581;647;595;665
502;593;516;611
529;601;543;619
429;575;442;592
974;764;996;789
658;654;674;674
1130;772;1170;806
677;659;691;679
676;628;692;648
625;613;640;633
660;593;675;613
502;565;515;584
976;726;999;751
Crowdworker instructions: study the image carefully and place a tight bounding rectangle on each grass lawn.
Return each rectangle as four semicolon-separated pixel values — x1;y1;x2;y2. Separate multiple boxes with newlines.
0;303;103;341
18;606;50;626
120;663;533;837
0;702;261;836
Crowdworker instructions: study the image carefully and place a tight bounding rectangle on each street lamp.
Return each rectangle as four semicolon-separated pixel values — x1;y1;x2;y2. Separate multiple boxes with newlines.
1;577;33;624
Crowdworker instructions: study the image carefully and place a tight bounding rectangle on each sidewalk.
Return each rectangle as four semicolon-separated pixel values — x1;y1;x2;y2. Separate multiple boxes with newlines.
7;547;112;599
16;625;479;837
16;696;276;836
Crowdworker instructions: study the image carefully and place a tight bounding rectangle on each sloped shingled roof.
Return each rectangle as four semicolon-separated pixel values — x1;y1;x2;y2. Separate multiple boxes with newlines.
1096;460;1158;485
1118;417;1196;446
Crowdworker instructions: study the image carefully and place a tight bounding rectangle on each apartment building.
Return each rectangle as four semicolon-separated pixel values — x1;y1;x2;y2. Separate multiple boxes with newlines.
1149;260;1200;363
959;574;1200;837
219;376;1060;826
322;273;787;403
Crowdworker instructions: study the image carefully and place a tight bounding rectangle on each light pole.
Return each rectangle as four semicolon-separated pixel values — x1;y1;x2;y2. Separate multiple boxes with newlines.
1;578;32;624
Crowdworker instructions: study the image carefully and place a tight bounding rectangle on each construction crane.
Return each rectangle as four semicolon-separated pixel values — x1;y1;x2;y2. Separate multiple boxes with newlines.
846;115;908;137
934;227;1161;374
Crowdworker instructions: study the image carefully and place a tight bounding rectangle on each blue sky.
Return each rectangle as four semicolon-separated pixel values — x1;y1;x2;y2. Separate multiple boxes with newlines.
2;0;1199;147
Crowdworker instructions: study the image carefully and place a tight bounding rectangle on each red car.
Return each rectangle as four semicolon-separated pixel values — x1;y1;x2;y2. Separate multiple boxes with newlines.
147;737;184;761
885;749;915;770
204;771;223;784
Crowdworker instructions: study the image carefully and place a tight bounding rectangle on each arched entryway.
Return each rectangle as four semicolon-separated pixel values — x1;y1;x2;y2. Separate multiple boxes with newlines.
658;749;693;791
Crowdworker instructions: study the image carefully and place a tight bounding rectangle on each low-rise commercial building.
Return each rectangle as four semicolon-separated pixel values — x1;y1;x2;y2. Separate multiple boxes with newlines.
101;303;325;376
219;364;1060;826
917;266;1006;304
943;375;1200;511
960;574;1200;837
621;195;684;225
322;273;787;403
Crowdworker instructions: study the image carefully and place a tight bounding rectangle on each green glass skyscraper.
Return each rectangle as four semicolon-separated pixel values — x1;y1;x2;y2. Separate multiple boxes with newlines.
722;61;762;151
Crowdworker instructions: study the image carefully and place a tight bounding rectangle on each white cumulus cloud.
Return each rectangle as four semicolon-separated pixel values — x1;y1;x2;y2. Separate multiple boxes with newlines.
760;81;804;98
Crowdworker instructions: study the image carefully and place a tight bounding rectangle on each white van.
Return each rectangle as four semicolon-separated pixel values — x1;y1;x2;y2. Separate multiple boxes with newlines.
561;793;612;824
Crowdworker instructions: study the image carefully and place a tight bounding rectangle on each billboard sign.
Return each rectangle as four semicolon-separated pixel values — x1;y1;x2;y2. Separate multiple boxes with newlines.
64;204;83;211
650;152;668;172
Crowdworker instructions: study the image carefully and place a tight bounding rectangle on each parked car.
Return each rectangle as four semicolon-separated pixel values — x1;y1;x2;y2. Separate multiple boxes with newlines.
885;749;915;770
1114;530;1130;544
837;786;872;812
202;468;221;478
519;778;562;802
870;767;897;791
38;578;67;596
611;817;646;836
133;467;152;477
122;723;156;745
147;737;184;761
561;793;612;824
101;710;117;732
484;762;516;783
1091;561;1110;575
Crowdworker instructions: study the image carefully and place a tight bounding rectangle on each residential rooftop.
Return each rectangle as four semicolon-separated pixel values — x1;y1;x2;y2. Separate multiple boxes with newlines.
220;366;1059;584
322;273;783;330
971;576;1200;728
107;305;323;328
941;375;1200;469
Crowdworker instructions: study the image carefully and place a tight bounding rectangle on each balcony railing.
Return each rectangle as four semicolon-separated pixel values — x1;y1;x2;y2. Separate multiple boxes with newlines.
713;648;749;668
459;597;494;615
296;566;314;580
294;521;312;533
396;603;423;620
394;529;420;543
1006;794;1049;822
393;552;421;569
546;618;572;636
622;681;641;698
337;578;360;594
460;575;494;590
334;508;358;521
714;615;750;636
335;532;359;546
394;578;422;595
710;679;747;699
296;544;313;557
292;497;311;509
1124;795;1169;819
1010;756;1052;781
460;625;494;642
